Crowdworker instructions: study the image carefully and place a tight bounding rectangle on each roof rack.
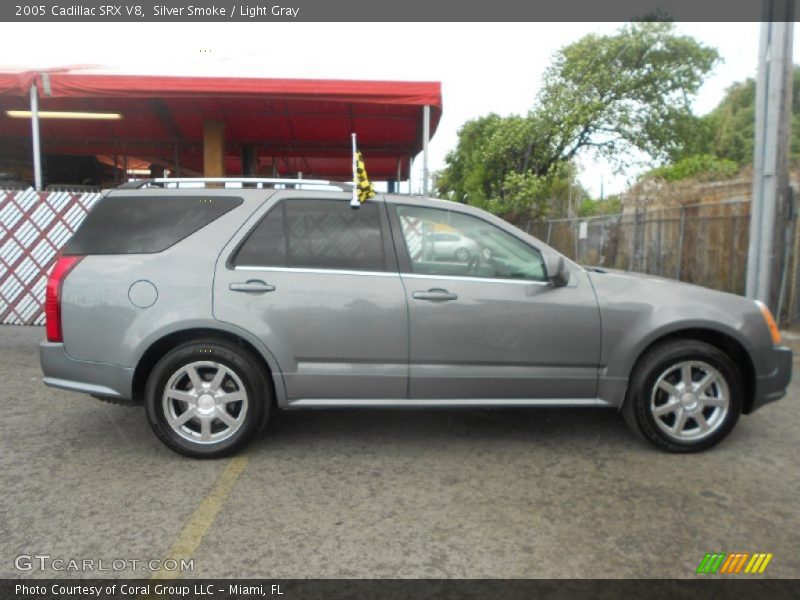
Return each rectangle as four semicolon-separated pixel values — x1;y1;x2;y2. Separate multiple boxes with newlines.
117;177;353;191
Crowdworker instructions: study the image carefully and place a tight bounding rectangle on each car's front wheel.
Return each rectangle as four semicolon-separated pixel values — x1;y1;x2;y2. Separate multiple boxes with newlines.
454;247;471;262
145;339;270;458
623;340;743;452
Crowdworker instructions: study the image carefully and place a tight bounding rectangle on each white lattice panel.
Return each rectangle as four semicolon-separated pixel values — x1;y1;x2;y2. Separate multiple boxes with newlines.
0;188;103;325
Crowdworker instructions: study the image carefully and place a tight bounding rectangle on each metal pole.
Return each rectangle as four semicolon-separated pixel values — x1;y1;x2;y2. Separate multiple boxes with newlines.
729;215;738;292
422;105;430;196
746;4;794;308
677;206;686;280
29;84;42;191
776;188;795;321
396;157;402;194
350;133;359;207
408;153;413;195
574;220;579;260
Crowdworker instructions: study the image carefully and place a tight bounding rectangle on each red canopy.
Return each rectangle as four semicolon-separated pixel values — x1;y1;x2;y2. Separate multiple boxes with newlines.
0;71;442;180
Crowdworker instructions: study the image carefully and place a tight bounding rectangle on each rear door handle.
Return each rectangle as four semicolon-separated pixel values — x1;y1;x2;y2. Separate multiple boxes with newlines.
412;288;458;301
229;280;275;293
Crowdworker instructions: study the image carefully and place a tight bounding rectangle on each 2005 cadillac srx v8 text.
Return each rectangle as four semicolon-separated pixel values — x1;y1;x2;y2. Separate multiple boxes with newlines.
39;178;792;457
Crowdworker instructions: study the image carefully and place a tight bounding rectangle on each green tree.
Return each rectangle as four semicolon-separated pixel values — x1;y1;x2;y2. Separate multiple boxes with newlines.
700;66;800;166
649;154;739;182
437;22;719;219
642;66;800;182
577;196;623;217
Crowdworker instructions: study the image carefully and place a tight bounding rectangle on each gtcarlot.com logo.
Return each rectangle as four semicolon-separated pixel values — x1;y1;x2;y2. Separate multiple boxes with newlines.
14;554;194;573
696;552;774;574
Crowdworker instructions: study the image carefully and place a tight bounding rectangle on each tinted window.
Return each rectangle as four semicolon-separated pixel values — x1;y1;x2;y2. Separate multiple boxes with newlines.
233;199;387;272
231;204;286;267
63;195;242;255
395;205;546;282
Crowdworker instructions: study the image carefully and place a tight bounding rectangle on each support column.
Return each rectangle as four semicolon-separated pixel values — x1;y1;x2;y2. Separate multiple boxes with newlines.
203;121;225;178
396;157;402;193
408;153;413;195
422;105;430;196
746;3;794;311
29;84;42;191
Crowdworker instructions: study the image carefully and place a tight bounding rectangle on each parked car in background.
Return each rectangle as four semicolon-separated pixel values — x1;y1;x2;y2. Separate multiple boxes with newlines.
40;178;792;457
420;231;480;262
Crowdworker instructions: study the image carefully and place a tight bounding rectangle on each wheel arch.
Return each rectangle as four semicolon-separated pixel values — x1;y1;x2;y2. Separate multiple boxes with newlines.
623;327;756;414
132;326;286;408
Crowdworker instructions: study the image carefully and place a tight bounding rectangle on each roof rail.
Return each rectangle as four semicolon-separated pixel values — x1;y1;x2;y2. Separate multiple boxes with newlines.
117;177;353;191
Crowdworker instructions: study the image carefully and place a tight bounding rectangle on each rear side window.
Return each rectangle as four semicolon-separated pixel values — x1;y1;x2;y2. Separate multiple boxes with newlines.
63;195;243;255
232;199;386;271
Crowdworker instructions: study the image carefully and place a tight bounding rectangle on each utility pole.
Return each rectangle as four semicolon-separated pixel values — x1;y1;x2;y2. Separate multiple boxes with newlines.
746;0;795;313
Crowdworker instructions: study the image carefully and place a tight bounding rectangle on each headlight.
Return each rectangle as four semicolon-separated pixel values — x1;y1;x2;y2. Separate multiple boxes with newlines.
755;300;782;345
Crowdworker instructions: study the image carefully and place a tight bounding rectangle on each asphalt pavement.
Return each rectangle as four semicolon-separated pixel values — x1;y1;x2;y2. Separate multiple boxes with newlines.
1;325;798;579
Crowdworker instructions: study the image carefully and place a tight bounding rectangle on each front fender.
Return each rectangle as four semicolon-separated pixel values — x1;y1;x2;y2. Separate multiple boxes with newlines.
589;270;771;406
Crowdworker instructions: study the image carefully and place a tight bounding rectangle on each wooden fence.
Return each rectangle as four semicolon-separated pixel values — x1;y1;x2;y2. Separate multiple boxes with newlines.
524;199;800;323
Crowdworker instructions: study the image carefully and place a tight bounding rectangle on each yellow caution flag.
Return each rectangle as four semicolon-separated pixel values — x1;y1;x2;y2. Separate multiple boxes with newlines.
351;133;375;208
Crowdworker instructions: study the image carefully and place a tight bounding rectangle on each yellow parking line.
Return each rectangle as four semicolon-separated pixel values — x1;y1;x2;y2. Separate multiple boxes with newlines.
152;455;249;581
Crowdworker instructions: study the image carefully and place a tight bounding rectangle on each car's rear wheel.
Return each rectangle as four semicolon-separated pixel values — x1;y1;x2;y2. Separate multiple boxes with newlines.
623;339;742;452
145;339;270;458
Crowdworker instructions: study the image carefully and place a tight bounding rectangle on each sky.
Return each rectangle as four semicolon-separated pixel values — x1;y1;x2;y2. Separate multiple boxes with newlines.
2;22;798;196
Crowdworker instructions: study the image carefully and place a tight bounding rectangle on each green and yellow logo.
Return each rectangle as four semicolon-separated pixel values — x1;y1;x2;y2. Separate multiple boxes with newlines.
696;552;773;574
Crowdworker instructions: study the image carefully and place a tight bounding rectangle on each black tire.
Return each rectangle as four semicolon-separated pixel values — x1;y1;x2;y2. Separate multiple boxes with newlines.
145;339;271;458
622;339;743;453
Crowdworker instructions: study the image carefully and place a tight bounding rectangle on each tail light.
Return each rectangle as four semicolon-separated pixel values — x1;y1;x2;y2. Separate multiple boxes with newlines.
45;255;83;342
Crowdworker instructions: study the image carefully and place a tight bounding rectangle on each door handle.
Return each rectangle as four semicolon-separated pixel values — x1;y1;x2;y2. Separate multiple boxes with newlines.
412;288;458;301
229;280;276;293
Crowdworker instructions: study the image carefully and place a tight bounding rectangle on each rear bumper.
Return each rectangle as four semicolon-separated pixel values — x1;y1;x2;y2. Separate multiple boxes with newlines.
749;345;793;413
39;341;135;401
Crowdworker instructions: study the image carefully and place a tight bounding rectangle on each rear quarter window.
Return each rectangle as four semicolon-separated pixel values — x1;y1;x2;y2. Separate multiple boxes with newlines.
63;195;243;255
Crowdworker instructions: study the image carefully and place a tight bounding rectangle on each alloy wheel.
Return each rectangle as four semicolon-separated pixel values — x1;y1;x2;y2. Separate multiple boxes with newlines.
649;360;730;442
162;361;248;445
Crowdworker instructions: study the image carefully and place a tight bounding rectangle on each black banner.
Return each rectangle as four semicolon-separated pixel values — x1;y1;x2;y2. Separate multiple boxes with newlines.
2;579;800;600
0;0;795;23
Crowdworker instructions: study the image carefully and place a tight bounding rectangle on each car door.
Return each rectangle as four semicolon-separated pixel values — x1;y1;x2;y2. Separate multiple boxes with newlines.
388;202;601;400
214;194;408;401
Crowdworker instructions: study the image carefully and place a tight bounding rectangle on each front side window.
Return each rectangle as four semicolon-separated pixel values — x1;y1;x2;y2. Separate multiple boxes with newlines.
233;199;387;272
394;205;546;282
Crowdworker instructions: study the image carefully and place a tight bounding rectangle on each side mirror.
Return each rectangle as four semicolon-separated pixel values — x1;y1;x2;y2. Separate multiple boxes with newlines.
545;255;569;287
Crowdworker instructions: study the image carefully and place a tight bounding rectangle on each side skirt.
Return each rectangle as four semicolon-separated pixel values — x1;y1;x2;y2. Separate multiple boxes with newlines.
285;398;614;409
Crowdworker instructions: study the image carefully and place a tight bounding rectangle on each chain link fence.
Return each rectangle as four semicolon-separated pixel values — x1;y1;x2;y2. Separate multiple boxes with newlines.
523;200;754;295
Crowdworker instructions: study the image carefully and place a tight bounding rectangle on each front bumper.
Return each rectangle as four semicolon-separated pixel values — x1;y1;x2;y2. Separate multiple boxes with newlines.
39;341;135;401
749;345;793;413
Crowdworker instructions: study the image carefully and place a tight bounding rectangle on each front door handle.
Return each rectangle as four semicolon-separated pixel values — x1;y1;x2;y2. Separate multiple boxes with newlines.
412;288;458;301
229;280;275;293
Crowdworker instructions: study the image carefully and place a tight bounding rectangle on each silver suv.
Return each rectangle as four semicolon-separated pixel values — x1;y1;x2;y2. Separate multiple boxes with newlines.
39;178;792;457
